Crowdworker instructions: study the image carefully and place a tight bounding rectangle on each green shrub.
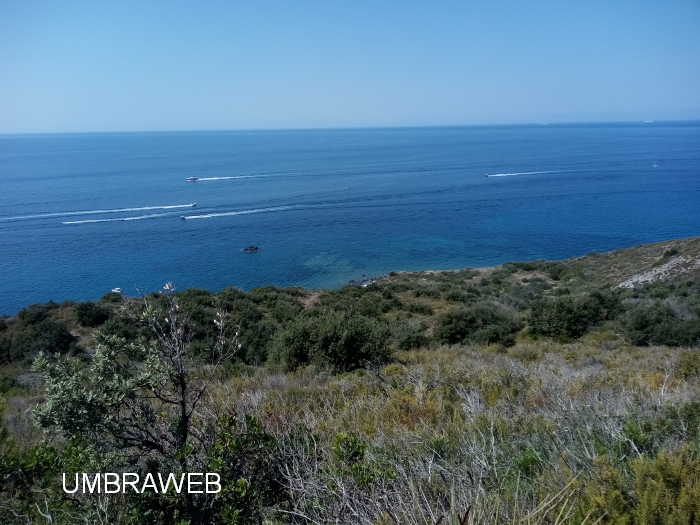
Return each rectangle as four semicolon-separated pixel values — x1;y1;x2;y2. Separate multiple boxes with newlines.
514;446;542;479
0;337;10;363
678;351;700;379
240;320;278;365
386;282;410;293
406;302;433;316
2;319;74;362
97;315;140;340
99;291;124;303
380;296;403;312
17;301;58;325
394;321;430;350
633;447;700;525
0;375;17;395
75;301;110;327
624;303;700;346
442;289;471;303
202;414;286;525
529;292;619;341
271;311;390;372
621;402;700;458
435;304;520;346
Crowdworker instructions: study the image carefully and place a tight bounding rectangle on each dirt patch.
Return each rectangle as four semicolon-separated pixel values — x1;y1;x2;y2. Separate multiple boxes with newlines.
618;255;700;288
302;291;322;309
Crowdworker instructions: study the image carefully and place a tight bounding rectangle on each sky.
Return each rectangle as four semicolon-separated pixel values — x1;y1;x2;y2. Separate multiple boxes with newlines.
1;1;699;133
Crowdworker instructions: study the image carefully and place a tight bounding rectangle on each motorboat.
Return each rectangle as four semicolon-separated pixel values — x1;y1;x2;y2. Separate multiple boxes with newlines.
186;177;198;182
111;288;122;294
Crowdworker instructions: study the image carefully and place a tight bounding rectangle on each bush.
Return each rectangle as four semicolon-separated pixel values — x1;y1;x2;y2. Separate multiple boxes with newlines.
202;414;286;524
406;302;433;316
529;292;619;341
75;301;110;327
99;291;124;303
435;304;520;346
624;303;700;346
678;351;700;379
632;447;700;524
394;321;430;350
0;337;10;364
0;375;17;395
271;311;390;373
240;320;278;365
1;319;74;363
17;302;58;325
442;289;472;303
97;315;140;340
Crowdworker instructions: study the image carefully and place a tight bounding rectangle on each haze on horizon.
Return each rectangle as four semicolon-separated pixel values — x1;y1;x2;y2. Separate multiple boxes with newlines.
1;0;699;134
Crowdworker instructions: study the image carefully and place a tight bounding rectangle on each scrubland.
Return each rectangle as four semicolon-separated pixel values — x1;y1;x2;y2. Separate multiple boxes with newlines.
1;236;699;524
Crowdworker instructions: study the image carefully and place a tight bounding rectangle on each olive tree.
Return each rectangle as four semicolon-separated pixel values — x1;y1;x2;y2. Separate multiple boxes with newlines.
30;283;283;523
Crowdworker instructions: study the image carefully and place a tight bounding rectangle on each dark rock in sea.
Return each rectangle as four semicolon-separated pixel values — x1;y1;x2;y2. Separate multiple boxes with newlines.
242;246;259;252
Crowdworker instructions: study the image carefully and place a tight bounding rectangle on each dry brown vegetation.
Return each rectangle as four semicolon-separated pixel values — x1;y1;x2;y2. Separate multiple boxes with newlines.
1;236;700;523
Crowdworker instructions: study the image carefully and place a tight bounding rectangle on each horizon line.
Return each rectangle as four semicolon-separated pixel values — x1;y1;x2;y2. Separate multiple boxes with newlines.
2;118;700;137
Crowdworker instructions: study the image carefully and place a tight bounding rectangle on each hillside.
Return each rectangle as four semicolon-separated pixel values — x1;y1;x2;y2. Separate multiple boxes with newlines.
1;236;700;524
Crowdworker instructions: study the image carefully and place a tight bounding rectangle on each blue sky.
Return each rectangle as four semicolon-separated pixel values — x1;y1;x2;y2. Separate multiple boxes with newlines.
1;1;699;132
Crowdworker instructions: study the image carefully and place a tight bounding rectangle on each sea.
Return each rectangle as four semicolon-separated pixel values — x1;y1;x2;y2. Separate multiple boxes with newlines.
1;122;699;314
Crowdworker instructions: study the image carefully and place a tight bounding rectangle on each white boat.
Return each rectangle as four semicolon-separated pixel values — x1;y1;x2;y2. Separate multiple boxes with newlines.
111;288;122;294
186;177;198;182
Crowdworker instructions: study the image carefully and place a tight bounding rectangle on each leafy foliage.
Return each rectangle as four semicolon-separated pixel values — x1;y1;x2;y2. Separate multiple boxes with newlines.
435;303;520;346
271;311;390;372
0;319;74;363
529;292;619;341
623;302;700;346
17;301;59;325
75;301;110;327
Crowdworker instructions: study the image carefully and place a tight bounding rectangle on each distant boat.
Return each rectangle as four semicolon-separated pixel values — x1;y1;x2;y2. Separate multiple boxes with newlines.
111;288;122;294
186;177;198;182
242;246;259;252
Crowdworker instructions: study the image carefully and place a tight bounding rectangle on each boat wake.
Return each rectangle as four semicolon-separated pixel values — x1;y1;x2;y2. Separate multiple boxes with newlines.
61;212;182;224
0;203;196;222
486;170;562;177
196;175;270;181
181;205;298;220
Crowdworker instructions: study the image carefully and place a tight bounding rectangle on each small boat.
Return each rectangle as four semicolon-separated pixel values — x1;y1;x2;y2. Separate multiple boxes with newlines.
186;177;198;182
242;246;259;252
111;288;122;294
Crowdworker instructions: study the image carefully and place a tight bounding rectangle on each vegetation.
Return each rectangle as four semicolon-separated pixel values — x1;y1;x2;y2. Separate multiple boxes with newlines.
1;236;699;523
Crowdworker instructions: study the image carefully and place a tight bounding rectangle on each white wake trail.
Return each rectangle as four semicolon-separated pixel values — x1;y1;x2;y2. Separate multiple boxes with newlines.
196;175;268;181
181;205;296;220
486;170;561;177
0;203;196;222
61;212;178;225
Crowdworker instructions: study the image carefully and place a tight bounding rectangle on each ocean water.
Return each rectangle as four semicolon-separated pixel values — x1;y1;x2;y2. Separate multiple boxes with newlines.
1;123;699;314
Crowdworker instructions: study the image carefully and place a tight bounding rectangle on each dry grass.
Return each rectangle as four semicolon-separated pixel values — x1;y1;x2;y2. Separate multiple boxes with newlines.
196;340;700;524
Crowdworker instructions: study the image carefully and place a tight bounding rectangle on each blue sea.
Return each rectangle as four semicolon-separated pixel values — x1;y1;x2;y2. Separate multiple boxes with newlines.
1;123;699;314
